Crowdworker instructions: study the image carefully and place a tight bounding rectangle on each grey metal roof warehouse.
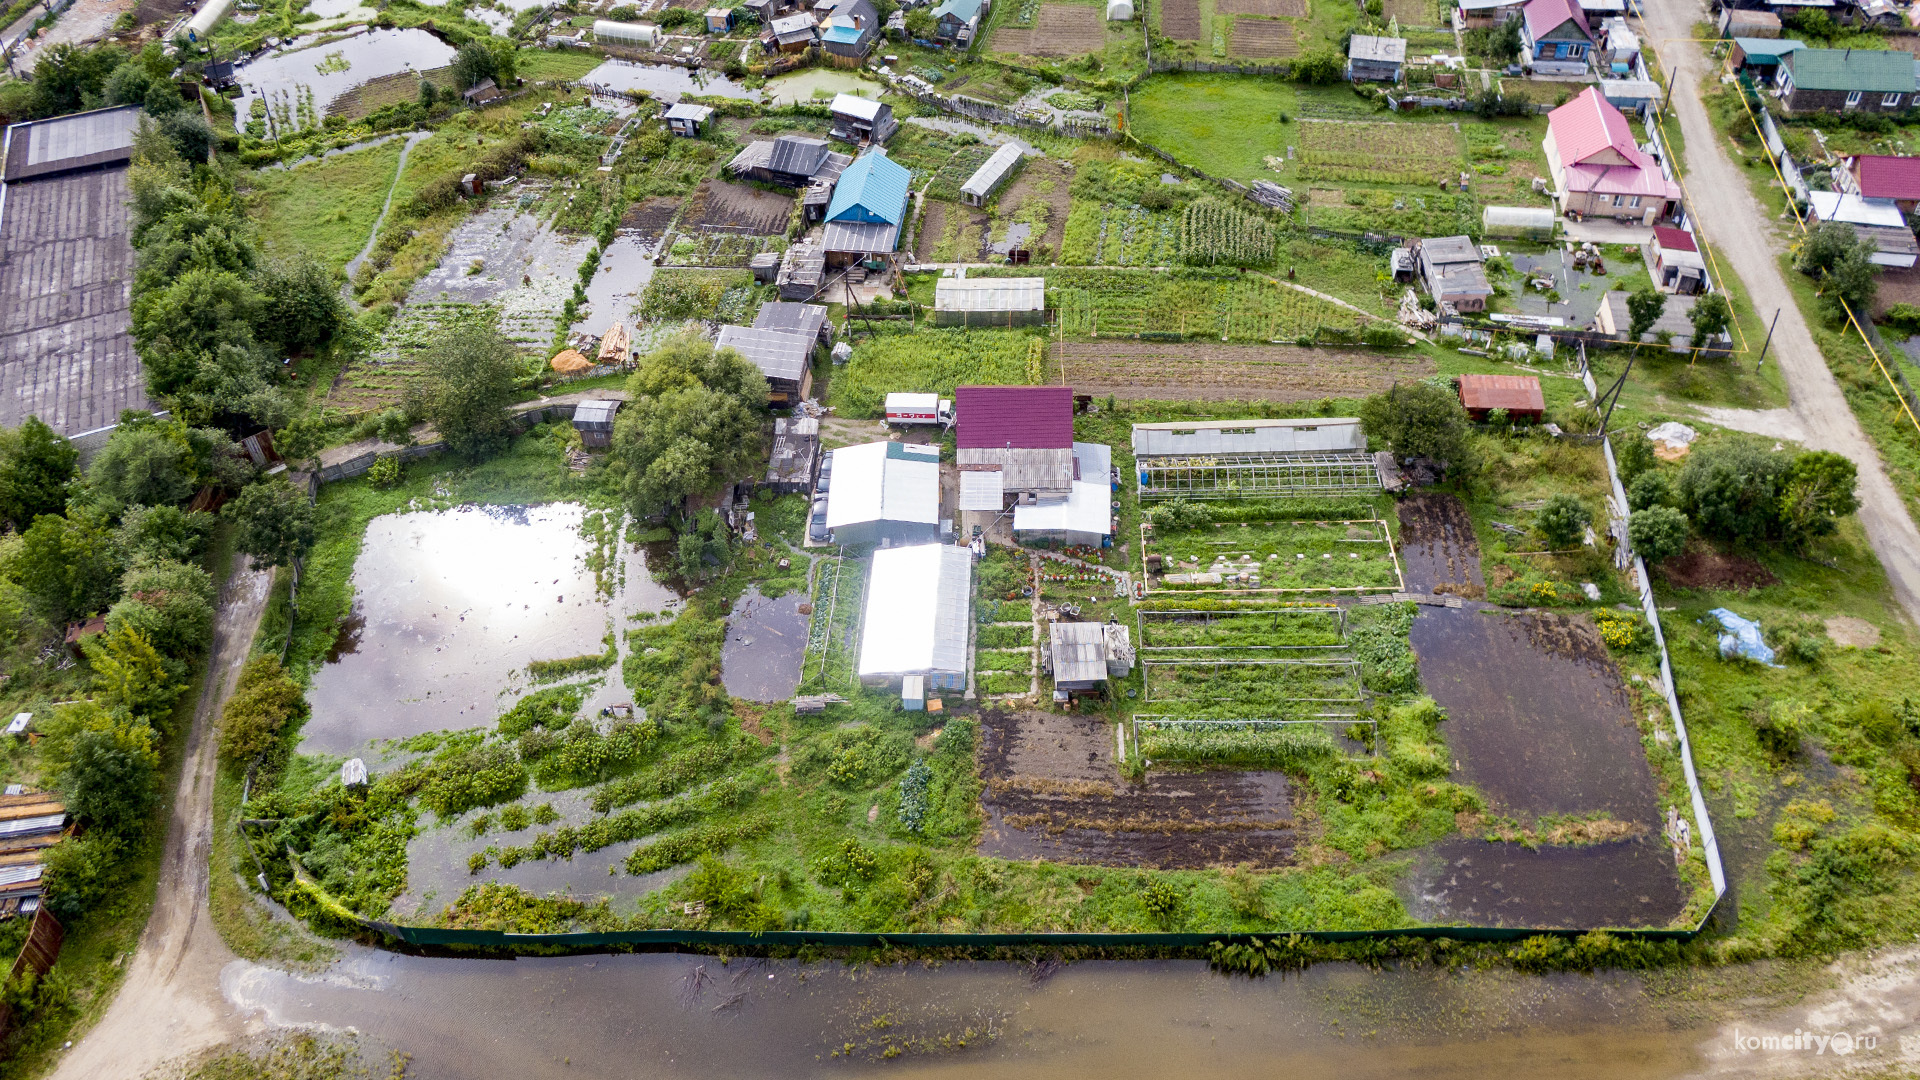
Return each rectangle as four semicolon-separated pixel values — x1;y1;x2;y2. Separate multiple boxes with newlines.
1132;418;1366;457
2;105;140;182
715;325;815;383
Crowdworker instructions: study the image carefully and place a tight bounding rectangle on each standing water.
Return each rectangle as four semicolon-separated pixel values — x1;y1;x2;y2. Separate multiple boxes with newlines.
719;584;809;702
232;28;457;132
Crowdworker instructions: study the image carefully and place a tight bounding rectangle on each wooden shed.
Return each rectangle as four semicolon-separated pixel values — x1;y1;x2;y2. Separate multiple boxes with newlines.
572;399;621;449
1457;373;1545;423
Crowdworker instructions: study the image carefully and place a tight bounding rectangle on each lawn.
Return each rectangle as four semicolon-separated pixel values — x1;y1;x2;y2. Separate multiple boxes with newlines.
246;138;406;275
1127;73;1297;183
517;48;606;82
828;326;1044;416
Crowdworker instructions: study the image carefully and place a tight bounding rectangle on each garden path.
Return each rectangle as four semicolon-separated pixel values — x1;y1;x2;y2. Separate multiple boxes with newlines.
341;129;432;296
49;563;274;1080
1640;0;1920;625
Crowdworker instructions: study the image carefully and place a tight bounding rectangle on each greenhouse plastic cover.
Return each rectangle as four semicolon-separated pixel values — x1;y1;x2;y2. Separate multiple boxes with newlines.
1706;608;1779;667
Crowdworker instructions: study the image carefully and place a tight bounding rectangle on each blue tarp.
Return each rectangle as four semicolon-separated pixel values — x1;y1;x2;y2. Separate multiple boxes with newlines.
1705;608;1779;667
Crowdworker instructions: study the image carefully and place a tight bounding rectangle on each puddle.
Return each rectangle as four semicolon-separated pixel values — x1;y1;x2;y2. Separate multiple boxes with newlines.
760;67;878;105
579;60;761;103
305;0;368;16
233;28;457;132
1401;835;1687;928
719;585;807;703
1506;249;1609;328
465;5;513;33
404;192;594;346
301;504;677;758
569;231;658;338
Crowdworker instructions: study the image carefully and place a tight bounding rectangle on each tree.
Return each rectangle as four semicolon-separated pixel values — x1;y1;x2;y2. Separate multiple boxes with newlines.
1626;287;1667;343
450;41;499;90
1626;469;1676;511
225;478;316;570
1677;436;1789;544
0;417;77;531
1628;505;1690;564
28;43;123;116
904;8;934;35
219;655;307;764
1356;381;1474;475
115;504;215;564
421;325;521;462
1777;449;1859;547
1613;430;1655;484
1797;219;1881;316
131;267;267;397
16;508;124;620
86;624;187;720
86;423;198;511
106;559;215;660
258;254;348;354
1292;50;1345;85
675;509;732;583
40;700;159;840
155;109;214;163
1535;494;1592;549
1688;292;1732;348
616;334;768;517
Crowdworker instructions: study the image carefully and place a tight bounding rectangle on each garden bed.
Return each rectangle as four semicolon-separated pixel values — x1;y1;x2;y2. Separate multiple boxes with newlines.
1143;519;1404;594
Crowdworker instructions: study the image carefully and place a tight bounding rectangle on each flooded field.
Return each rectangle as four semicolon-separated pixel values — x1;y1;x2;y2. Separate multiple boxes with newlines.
761;67;880;105
406;189;592;345
1401;835;1686;928
233;28;456;132
301;504;676;758
220;944;1718;1079
720;585;808;703
581;60;760;102
570;231;657;338
977;710;1297;868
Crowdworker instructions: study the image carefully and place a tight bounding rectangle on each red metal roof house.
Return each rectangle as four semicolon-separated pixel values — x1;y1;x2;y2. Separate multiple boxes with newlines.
1521;0;1592;74
954;385;1076;504
1457;374;1546;423
1542;86;1682;224
1842;154;1920;214
1645;226;1707;294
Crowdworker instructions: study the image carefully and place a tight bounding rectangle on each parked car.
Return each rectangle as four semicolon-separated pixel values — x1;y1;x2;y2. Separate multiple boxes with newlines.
808;496;830;543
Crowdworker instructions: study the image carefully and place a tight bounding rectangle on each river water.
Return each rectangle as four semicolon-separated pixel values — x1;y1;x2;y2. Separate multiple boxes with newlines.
221;946;1715;1079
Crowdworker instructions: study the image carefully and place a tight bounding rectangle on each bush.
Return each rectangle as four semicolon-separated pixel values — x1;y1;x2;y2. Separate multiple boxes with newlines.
1141;877;1182;920
1627;505;1689;565
1148;497;1214;530
1626;469;1675;511
1678;437;1788;544
1292;51;1345;85
1534;494;1591;549
219;655;308;764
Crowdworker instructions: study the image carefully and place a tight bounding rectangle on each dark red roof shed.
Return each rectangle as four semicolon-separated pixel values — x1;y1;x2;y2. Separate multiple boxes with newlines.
954;385;1074;450
1457;373;1546;421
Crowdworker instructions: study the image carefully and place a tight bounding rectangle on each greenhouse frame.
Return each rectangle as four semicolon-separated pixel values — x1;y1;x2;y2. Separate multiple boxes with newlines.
1131;419;1383;500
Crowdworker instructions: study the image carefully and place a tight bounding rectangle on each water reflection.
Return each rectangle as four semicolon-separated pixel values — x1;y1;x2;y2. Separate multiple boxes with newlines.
233;28;457;132
719;585;807;703
302;504;676;758
579;60;760;102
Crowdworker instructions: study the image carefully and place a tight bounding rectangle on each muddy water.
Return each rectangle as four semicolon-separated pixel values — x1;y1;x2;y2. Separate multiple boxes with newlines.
233;29;456;131
761;68;880;105
220;946;1710;1079
719;585;808;703
302;504;676;758
569;232;657;339
580;60;761;102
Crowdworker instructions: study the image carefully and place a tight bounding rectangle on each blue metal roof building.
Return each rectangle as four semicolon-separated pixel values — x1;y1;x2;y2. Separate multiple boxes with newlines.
825;151;911;226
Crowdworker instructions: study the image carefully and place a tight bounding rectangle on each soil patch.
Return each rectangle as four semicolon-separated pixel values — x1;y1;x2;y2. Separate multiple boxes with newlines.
914;199;991;262
995;3;1108;54
1229;17;1301;58
1382;0;1434;23
1051;340;1434;402
1656;545;1779;591
327;67;455;122
1218;0;1308;13
1159;0;1203;38
1400;836;1686;929
621;195;684;237
995;158;1072;255
1395;491;1485;594
683;179;792;234
1825;615;1882;648
976;710;1297;869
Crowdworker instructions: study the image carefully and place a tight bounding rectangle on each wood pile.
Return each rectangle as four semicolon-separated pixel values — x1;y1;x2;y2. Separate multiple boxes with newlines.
1397;289;1437;330
1247;180;1295;213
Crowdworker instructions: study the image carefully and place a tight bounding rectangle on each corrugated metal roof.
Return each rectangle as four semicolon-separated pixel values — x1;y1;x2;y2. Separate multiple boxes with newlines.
857;544;973;676
932;0;983;21
826;441;940;529
959;143;1024;199
1523;0;1589;43
768;134;830;176
0;864;43;887
4;104;140;183
753;301;829;338
822;22;865;42
1421;235;1480;265
826;151;911;226
572;400;620;424
955;385;1073;449
1852;154;1920;200
821;218;899;254
0;814;63;838
1458;373;1545;412
1132;418;1366;457
1653;226;1697;252
1074;440;1110;483
726;141;774;175
958;468;1004;510
716;325;814;382
1548;87;1638;169
1733;37;1804;60
830;92;885;121
664;102;714;121
1786;48;1915;92
1049;620;1110;684
935;276;1045;313
1811;189;1908;227
1348;34;1406;63
1014;481;1111;538
771;13;815;31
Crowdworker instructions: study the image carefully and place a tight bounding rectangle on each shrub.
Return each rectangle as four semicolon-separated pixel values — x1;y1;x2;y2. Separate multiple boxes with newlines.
1534;494;1592;549
896;758;932;833
1627;505;1689;564
219;655;308;764
1626;469;1675;511
1292;51;1345;85
1141;878;1182;920
1148;497;1214;530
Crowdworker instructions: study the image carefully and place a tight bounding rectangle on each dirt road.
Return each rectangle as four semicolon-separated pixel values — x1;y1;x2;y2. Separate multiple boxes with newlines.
1641;0;1920;624
49;565;272;1080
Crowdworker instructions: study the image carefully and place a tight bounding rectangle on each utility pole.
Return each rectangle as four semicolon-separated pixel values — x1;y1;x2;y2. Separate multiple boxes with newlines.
1756;307;1780;370
1662;66;1677;117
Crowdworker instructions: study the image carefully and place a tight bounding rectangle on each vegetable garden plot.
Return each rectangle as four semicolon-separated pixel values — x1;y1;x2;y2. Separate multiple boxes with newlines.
1216;0;1307;14
1296;120;1463;185
1229;17;1301;58
1059;204;1182;267
830;329;1039;417
1159;0;1203;38
328;301;499;412
927;144;998;202
1050;275;1356;340
1049;340;1434;402
1137;606;1348;653
801;555;865;692
1133;717;1351;769
1143;520;1404;593
1142;657;1363;706
637;268;757;322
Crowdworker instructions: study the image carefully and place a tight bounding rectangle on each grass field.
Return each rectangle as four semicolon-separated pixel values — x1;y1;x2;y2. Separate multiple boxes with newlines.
1145;519;1403;593
1047;269;1364;340
513;49;608;82
1128;73;1297;183
247;138;406;274
829;327;1043;416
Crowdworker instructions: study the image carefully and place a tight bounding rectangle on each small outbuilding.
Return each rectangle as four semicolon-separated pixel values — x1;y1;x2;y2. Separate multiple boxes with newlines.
461;78;502;106
753;300;833;344
572;399;621;449
1048;620;1134;691
824;440;942;546
955;385;1077;502
1644;226;1707;293
959;143;1024;207
663;102;714;137
1481;204;1557;240
1457;373;1545;423
705;6;737;32
1728;36;1803;74
828;93;897;146
1013;442;1115;547
1106;0;1134;18
931;0;983;41
856;543;973;692
1595;290;1717;346
1416;235;1493;313
715;324;817;404
764;415;820;492
769;12;819;50
1808;190;1920;269
1347;35;1407;82
1719;8;1781;38
933;276;1046;327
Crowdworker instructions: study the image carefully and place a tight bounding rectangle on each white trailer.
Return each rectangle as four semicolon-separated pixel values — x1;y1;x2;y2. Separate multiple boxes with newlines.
884;392;953;427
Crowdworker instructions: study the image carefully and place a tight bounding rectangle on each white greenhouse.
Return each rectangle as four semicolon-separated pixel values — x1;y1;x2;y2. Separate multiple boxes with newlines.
1481;205;1557;241
1106;0;1134;18
593;19;660;46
